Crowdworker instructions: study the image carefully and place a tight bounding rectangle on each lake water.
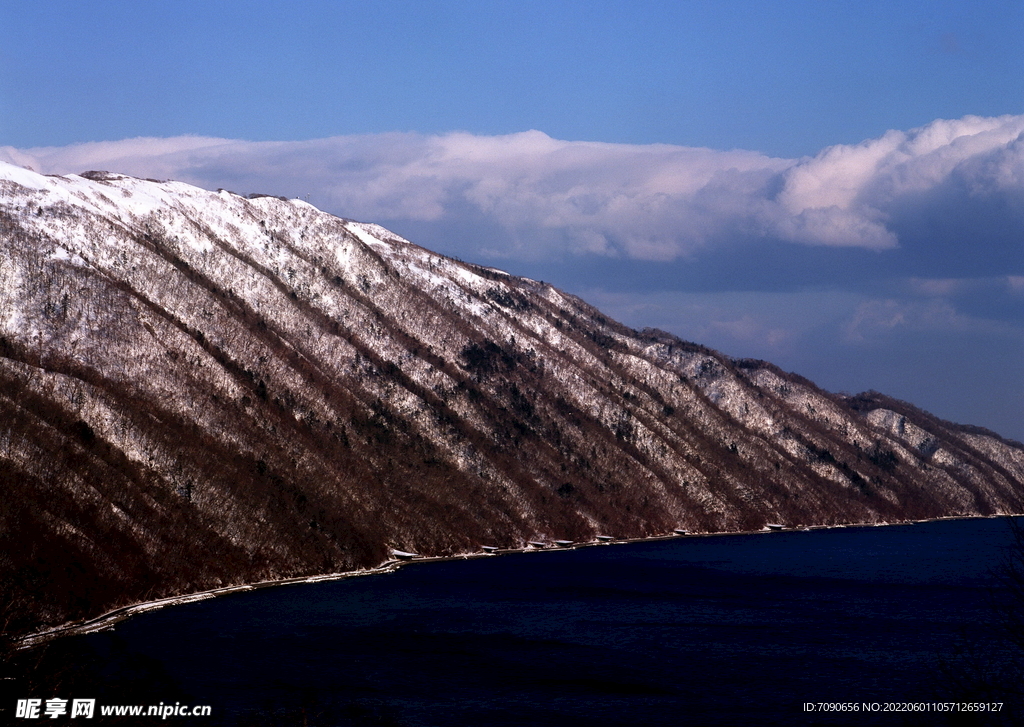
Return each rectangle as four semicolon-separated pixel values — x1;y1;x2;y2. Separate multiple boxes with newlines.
42;517;1023;725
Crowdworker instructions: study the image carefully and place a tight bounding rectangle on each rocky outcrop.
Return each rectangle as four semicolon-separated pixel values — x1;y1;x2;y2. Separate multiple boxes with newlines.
2;163;1022;640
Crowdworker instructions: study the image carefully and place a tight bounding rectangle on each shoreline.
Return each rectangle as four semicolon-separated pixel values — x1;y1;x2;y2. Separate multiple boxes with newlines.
11;511;1018;651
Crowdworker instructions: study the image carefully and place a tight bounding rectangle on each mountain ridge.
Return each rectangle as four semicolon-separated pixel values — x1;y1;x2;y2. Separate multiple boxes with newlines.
2;162;1022;642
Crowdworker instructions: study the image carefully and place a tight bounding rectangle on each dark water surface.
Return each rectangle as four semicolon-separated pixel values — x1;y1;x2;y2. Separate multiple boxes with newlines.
50;518;1024;725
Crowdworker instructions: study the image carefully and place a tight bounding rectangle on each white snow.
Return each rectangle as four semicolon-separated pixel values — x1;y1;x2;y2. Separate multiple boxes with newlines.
345;222;390;249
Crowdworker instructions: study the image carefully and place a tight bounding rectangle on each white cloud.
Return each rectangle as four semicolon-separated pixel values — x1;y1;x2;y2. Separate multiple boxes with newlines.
779;115;1024;211
841;297;1021;344
904;276;1024;302
906;277;969;297
582;288;864;358
4;114;1024;261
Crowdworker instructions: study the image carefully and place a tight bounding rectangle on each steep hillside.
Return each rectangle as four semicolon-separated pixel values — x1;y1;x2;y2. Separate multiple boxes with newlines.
2;162;1023;641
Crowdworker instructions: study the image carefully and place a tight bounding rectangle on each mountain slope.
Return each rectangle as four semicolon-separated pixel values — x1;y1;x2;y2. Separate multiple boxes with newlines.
2;162;1023;640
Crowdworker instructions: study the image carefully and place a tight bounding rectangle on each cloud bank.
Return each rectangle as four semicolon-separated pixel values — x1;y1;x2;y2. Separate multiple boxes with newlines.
5;114;1024;262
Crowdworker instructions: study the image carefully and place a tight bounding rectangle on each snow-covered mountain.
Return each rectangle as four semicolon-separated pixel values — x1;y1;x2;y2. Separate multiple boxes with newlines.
2;162;1023;640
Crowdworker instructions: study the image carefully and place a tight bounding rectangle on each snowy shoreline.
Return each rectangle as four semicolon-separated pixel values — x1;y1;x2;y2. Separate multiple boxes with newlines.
13;512;1015;651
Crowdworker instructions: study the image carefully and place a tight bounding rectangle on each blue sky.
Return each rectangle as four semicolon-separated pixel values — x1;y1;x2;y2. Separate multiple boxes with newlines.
2;1;1022;440
4;0;1022;155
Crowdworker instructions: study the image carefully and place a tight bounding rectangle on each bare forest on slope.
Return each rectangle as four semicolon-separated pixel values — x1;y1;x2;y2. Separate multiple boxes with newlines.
2;165;1023;643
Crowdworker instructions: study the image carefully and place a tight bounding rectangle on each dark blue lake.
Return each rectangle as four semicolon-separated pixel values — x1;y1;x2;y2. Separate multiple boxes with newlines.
60;518;1023;725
